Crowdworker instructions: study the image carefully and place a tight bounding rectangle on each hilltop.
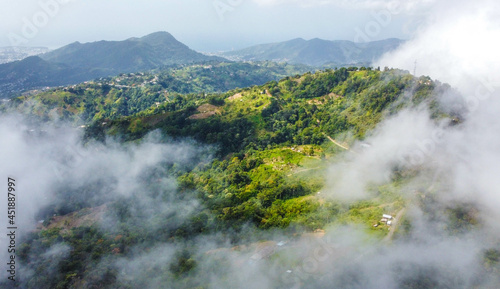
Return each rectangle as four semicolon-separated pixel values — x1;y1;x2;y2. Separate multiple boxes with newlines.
40;32;223;72
220;38;403;67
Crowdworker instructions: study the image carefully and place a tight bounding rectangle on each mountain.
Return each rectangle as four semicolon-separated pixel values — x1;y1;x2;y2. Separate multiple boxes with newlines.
0;32;225;98
220;38;404;66
40;31;223;72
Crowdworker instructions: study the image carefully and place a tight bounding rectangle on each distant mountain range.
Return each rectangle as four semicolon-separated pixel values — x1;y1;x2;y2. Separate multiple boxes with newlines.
220;38;404;66
0;32;223;98
0;32;403;98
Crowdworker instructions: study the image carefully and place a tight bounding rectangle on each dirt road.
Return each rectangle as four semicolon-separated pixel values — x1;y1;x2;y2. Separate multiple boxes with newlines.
323;133;350;150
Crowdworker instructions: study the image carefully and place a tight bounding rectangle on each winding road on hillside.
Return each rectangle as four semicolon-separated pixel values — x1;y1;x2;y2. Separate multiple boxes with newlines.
323;133;350;150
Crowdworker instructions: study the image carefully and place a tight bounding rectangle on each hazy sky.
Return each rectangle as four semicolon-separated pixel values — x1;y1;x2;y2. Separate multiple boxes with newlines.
1;0;434;51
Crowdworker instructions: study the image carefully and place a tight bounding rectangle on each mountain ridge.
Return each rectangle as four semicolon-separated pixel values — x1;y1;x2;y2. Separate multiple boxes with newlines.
0;33;404;98
39;31;222;71
220;37;404;66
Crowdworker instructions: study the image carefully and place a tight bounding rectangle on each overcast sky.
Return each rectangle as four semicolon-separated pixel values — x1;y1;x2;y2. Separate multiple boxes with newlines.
1;0;435;51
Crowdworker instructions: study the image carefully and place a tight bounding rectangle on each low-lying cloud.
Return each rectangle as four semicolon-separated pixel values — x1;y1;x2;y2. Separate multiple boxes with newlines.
0;114;212;284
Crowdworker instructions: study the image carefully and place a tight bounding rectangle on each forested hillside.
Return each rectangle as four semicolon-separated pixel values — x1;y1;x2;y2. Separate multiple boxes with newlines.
5;61;311;121
94;67;448;146
4;67;496;289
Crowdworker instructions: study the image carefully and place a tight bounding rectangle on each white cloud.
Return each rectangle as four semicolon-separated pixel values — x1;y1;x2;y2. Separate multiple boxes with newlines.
376;0;500;92
337;0;500;232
